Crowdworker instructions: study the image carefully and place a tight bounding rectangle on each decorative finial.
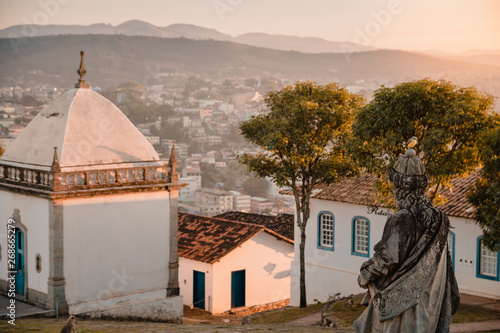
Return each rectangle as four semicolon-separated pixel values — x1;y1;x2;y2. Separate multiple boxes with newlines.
51;146;61;173
168;141;178;183
75;50;89;89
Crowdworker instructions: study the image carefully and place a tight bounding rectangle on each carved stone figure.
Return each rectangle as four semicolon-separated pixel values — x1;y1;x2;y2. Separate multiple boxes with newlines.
354;147;460;333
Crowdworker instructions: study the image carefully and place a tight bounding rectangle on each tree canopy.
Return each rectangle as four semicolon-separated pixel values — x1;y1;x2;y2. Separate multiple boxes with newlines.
239;81;364;307
349;78;497;205
242;173;270;197
468;126;500;251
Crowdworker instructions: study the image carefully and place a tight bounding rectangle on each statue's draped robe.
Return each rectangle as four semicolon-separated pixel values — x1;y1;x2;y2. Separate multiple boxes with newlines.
354;207;460;333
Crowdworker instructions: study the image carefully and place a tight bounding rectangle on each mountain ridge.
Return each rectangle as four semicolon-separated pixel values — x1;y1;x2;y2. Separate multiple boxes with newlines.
0;20;372;54
1;34;498;100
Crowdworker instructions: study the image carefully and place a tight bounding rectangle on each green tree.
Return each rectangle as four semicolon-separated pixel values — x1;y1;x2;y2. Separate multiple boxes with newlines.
239;81;364;307
468;126;500;251
200;163;221;188
349;78;497;205
242;173;270;197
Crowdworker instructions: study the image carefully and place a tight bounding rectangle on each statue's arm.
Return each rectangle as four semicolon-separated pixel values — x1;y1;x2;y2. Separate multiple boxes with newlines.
358;213;411;288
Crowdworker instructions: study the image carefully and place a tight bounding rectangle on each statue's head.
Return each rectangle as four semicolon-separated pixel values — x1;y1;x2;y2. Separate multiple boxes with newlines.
389;148;430;210
389;148;428;191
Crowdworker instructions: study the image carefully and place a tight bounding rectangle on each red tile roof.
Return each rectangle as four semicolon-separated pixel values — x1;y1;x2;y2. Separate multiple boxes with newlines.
282;173;479;219
215;211;294;242
178;212;292;264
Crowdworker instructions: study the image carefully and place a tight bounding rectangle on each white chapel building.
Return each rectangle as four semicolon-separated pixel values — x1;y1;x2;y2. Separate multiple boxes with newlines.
0;52;184;321
287;174;500;306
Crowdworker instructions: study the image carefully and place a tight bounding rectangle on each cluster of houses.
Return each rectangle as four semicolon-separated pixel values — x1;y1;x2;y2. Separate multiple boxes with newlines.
0;63;498;324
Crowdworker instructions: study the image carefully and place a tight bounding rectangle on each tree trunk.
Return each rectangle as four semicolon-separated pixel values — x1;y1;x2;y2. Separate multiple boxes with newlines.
299;227;307;308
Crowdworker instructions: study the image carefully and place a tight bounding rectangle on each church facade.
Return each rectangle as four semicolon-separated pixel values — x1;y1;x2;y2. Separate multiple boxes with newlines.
0;53;184;321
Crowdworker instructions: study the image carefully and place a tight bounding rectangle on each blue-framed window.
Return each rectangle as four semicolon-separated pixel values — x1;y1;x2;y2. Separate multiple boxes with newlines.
352;217;370;257
448;231;455;269
476;236;500;281
317;211;334;251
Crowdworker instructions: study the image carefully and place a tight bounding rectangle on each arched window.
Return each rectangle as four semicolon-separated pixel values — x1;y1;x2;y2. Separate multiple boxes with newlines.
317;211;334;251
352;217;370;257
477;236;499;281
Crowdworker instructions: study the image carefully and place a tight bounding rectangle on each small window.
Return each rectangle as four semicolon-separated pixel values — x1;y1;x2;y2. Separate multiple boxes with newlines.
477;236;499;281
352;217;370;257
318;212;334;251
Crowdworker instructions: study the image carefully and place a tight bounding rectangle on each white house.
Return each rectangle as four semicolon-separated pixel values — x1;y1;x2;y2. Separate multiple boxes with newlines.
0;55;184;322
288;174;500;306
195;188;234;216
178;212;293;314
178;177;199;203
229;191;251;212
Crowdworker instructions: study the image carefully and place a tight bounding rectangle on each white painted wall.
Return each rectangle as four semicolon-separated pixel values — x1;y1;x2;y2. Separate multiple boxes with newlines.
450;216;500;298
290;199;388;305
179;257;213;311
290;198;500;306
211;231;293;313
63;191;171;305
0;190;50;295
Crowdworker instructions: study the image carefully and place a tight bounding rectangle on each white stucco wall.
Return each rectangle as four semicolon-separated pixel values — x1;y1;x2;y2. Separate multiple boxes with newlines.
290;199;390;306
449;216;500;298
211;231;293;313
290;198;500;306
63;191;171;306
179;257;213;311
0;190;50;295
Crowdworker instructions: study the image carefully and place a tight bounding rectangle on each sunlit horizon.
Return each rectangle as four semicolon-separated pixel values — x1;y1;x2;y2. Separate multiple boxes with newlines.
0;0;499;54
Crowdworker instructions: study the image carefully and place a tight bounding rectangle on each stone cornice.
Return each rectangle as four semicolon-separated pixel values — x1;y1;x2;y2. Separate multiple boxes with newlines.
0;162;186;199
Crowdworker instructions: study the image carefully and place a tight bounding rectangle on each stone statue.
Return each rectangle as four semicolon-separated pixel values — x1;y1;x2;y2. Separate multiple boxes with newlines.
354;147;460;333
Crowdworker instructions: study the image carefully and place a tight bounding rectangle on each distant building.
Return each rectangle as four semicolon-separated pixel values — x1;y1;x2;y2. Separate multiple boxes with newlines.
179;177;200;203
182;167;202;189
145;135;160;145
229;191;251;212
251;197;274;214
195;188;233;216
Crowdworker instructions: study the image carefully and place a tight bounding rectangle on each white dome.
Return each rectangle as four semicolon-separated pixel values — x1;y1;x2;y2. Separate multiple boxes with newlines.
1;88;162;172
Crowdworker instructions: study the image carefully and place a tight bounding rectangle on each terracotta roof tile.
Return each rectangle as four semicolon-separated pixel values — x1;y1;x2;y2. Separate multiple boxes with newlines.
283;173;479;219
215;211;294;242
179;212;293;264
178;212;263;264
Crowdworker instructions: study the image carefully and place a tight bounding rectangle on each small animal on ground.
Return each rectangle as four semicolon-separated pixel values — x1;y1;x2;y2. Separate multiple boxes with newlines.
60;315;76;333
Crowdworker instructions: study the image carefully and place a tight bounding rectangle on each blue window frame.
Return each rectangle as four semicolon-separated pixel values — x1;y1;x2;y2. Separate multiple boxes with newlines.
448;231;455;269
476;236;500;281
317;211;334;251
352;217;370;258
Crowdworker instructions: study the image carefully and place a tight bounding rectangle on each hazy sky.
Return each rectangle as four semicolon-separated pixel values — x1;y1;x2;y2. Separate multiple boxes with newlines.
0;0;499;53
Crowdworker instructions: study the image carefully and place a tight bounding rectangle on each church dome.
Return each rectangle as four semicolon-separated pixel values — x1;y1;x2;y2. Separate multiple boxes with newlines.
1;88;161;172
0;51;175;195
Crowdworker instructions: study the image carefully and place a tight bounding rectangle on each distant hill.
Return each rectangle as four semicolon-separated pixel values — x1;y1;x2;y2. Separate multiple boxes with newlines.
0;20;370;54
418;49;500;68
0;34;499;100
234;33;375;53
